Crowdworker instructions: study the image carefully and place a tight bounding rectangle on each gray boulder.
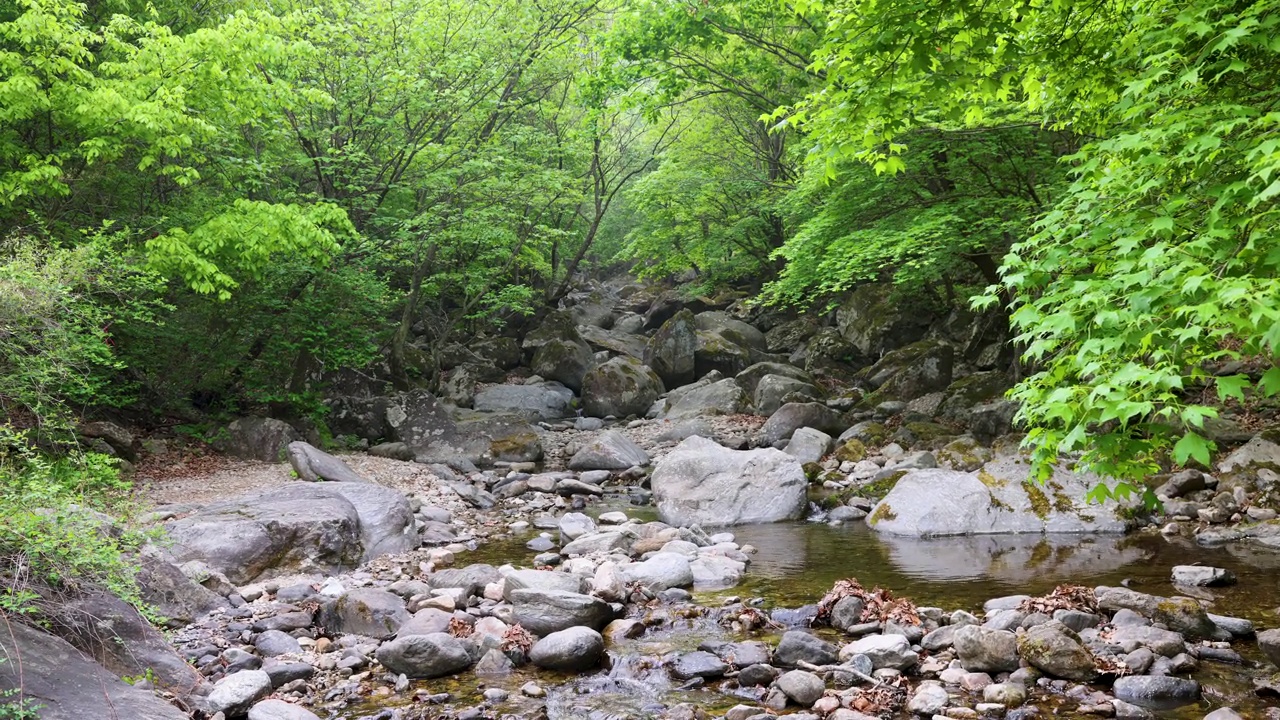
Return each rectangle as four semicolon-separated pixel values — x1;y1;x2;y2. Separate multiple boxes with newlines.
755;374;822;416
651;436;807;526
473;383;575;420
784;427;832;465
645;309;698;387
582;356;665;418
867;462;1130;537
1171;565;1236;587
619;553;694;591
862;340;954;402
568;430;650;470
757;403;842;447
774;631;839;667
501;569;584;601
375;633;473;678
1257;628;1280;666
208;670;273;716
219;417;301;461
835;283;930;358
165;482;414;584
321;588;409;639
694;311;766;351
532;338;595;393
1016;621;1097;681
248;699;322;720
0;621;189;720
736;362;813;398
1112;676;1200;708
776;669;825;707
134;543;228;627
287;441;366;483
510;589;615;635
77;421;137;461
841;634;917;670
659;378;750;420
953;625;1018;673
529;627;605;671
578;325;648;360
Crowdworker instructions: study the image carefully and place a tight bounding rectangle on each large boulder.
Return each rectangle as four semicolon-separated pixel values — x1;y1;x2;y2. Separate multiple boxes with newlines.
37;590;203;696
532;338;595;393
0;622;188;720
286;441;366;483
387;391;486;464
953;625;1019;673
862;339;954;403
568;430;651;470
694;311;766;351
754;374;822;416
509;589;615;635
651;436;807;526
645;309;698;388
1016;621;1098;681
581;356;665;418
694;330;754;378
473;336;523;369
757;403;842;447
134;543;229;627
218;417;301;461
658;378;751;420
164;482;415;584
735;362;813;398
375;633;473;678
472;383;574;420
618;552;694;591
77;421;137;461
529;627;606;671
835;283;932;358
320;588;410;639
578;325;648;360
867;460;1131;537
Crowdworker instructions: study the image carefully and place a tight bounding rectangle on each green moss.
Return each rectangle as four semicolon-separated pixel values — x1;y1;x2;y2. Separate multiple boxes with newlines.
869;503;897;525
834;439;867;463
803;462;824;482
989;492;1012;511
1023;481;1051;520
978;469;1007;487
853;471;906;501
904;422;954;443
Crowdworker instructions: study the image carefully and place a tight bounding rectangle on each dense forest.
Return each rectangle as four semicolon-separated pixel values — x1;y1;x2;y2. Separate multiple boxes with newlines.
1;0;1279;643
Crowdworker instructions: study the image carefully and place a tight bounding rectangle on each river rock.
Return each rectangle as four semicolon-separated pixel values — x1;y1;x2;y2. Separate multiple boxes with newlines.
473;383;575;420
501;569;583;601
659;378;751;420
532;338;595;393
737;362;813;397
1171;565;1236;587
784;427;832;465
558;512;598;541
646;309;698;387
254;630;302;657
510;589;614;635
908;680;950;715
689;555;746;589
208;670;273;716
568;430;650;470
286;441;366;483
619;552;694;591
247;699;322;720
219;417;301;461
652;436;807;526
323;588;409;638
774;631;839;667
1259;629;1280;666
530;627;606;671
1016;621;1097;681
582;356;665;418
840;634;917;670
0;621;189;720
165;482;414;584
953;625;1019;673
777;669;825;706
757;403;842;447
375;633;473;678
562;530;635;556
755;374;822;416
1109;625;1186;657
670;651;729;680
1112;676;1200;708
868;460;1129;536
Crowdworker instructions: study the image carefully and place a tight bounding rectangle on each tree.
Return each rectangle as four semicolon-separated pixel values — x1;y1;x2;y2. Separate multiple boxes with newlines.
793;0;1280;497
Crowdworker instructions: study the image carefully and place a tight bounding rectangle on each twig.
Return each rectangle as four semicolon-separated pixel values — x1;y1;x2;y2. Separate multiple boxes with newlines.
796;659;882;687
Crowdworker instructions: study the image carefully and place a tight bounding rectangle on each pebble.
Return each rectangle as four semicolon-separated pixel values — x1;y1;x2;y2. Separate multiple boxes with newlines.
520;682;546;698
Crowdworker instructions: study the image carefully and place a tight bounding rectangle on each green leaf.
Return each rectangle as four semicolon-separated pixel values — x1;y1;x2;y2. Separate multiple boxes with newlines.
1172;432;1213;468
1215;374;1250;403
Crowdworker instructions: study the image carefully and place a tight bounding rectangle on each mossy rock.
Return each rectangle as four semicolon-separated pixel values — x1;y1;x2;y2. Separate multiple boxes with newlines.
868;502;898;525
834;439;868;463
936;436;993;472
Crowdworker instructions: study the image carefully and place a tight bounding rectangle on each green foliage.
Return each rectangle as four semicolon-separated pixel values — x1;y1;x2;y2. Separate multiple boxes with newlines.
0;235;166;436
0;432;150;620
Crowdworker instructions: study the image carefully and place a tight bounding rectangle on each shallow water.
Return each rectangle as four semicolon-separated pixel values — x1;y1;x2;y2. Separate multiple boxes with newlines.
355;496;1280;719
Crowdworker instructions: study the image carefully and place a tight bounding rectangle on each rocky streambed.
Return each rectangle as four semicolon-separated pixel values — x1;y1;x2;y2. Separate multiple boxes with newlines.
99;424;1280;720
